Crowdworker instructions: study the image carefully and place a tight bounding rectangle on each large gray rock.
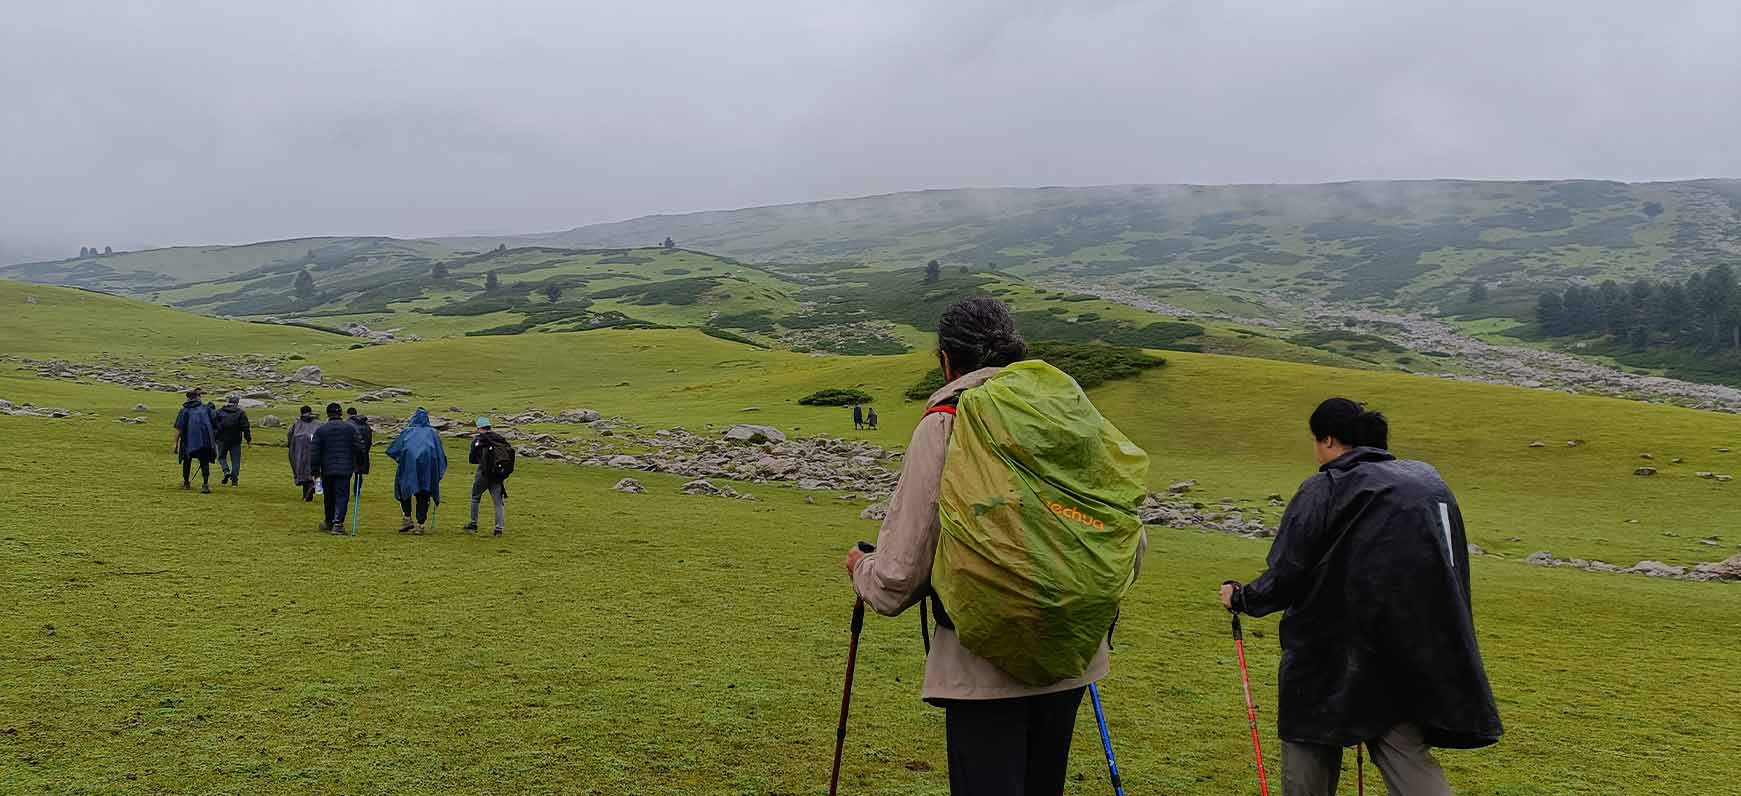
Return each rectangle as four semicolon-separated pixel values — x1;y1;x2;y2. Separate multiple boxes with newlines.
607;455;643;469
723;424;786;445
238;398;268;409
1628;560;1686;578
559;408;602;423
133;403;150;412
1167;480;1197;494
860;502;889;522
291;364;323;384
613;478;645;494
1524;551;1556;566
1634;467;1658;476
258;414;283;428
682;478;723;496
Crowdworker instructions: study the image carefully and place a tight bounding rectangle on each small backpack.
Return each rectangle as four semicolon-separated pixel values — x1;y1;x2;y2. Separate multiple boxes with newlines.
218;409;245;437
482;434;516;481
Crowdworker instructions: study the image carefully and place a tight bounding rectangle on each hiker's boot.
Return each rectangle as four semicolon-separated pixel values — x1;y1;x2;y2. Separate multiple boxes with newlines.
330;525;347;536
318;521;330;532
201;483;211;494
181;481;191;491
412;524;425;535
493;527;503;537
398;516;414;533
462;522;478;532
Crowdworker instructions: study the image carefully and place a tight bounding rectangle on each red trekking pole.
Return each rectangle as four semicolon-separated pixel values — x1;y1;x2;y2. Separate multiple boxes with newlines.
1230;611;1272;796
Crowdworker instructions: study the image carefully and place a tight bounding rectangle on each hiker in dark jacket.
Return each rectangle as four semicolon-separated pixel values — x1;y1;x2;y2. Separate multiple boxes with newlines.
866;406;879;430
347;408;374;477
288;406;319;501
213;395;253;486
852;403;864;430
309;402;364;534
465;416;508;536
172;388;218;493
1219;398;1502;796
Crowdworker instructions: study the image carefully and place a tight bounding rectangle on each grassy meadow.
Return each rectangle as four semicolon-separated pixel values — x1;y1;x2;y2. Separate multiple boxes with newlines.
3;280;1739;794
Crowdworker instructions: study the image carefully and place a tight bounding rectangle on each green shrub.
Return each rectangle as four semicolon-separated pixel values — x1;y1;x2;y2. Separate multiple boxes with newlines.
700;327;768;349
707;312;777;332
591;277;718;306
799;388;874;406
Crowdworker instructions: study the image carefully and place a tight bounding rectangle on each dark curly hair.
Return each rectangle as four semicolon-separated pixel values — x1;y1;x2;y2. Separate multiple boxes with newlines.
1309;397;1388;450
938;297;1029;377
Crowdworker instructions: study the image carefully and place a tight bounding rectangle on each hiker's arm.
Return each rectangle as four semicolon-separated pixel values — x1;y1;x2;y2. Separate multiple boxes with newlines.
469;438;481;465
311;431;325;477
851;413;949;617
1232;476;1330;617
243;415;252;444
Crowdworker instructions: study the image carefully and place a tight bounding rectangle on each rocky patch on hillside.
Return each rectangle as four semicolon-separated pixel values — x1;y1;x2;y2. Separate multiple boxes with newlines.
1524;549;1741;582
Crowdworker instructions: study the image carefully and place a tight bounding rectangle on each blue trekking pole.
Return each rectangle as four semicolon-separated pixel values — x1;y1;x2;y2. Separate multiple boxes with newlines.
351;475;363;536
1089;683;1126;796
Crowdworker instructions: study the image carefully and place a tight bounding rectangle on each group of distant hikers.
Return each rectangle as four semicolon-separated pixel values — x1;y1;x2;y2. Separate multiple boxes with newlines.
837;297;1501;796
851;403;878;430
172;392;517;537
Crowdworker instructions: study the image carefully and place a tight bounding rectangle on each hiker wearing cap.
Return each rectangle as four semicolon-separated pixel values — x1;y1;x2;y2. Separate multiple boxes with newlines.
1218;398;1502;796
309;402;364;534
214;395;253;486
172;388;219;493
465;416;512;536
843;297;1150;796
386;408;448;534
288;405;320;501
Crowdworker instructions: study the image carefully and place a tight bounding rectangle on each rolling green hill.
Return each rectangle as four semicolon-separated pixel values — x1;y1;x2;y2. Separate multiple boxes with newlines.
2;287;1738;794
455;179;1741;310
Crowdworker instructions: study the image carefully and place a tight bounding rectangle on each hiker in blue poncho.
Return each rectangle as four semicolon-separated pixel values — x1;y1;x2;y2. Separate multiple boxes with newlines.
386;408;448;535
172;388;219;493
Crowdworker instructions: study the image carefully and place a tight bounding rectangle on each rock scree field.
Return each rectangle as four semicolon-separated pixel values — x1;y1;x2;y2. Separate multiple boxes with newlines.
2;279;1739;795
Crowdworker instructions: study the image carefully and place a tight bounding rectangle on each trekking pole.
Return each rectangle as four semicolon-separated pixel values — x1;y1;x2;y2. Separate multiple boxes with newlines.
1230;611;1271;796
1088;683;1126;796
351;475;363;536
830;542;874;796
1356;743;1365;796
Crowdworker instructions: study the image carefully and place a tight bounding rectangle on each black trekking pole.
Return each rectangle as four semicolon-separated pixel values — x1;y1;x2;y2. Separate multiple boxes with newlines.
830;541;874;796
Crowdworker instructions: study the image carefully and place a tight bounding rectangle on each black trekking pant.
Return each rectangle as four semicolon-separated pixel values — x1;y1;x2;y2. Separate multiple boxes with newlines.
182;457;210;486
937;686;1085;796
321;474;352;527
400;493;431;524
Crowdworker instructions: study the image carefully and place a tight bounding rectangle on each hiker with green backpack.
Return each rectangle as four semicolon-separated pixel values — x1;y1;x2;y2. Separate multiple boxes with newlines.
843;297;1150;796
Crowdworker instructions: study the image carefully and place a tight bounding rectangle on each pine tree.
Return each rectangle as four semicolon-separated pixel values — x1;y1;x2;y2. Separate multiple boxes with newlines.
485;271;501;294
925;259;942;283
102;246;113;255
1466;282;1489;304
293;269;316;301
430;262;449;280
662;237;675;249
79;246;90;258
544;284;562;303
1537;292;1565;335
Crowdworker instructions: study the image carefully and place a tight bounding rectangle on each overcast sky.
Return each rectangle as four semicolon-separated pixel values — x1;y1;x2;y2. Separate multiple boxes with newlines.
3;0;1738;259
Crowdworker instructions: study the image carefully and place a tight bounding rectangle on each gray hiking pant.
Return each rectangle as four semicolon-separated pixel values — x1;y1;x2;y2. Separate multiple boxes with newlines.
1282;723;1450;796
470;471;505;530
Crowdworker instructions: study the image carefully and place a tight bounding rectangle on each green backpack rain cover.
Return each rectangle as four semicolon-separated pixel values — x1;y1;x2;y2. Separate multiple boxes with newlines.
931;360;1151;685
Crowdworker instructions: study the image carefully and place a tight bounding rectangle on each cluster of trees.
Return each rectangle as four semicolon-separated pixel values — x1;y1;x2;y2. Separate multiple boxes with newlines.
662;237;676;249
1537;264;1741;350
293;269;317;301
77;246;113;257
924;259;942;283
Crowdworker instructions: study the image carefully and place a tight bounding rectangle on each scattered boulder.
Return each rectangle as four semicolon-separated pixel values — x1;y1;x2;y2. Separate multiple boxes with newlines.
118;416;148;424
1639;453;1654;460
0;399;11;412
133;403;150;412
1567;440;1584;448
238;398;267;409
357;387;412;402
1524;551;1556;566
290;364;323;384
1467;544;1486;557
607;455;643;469
1528;441;1546;448
860;502;889;522
723;424;787;445
1693;552;1741;580
1167;479;1197;495
613;478;645;494
1672;457;1684;464
1627;560;1686;578
258;415;283;428
24;295;39;305
559;408;602;423
1634;467;1658;476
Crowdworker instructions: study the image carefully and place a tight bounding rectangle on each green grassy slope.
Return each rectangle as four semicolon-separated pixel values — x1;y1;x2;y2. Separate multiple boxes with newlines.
2;400;1737;795
0;281;346;359
0;237;452;293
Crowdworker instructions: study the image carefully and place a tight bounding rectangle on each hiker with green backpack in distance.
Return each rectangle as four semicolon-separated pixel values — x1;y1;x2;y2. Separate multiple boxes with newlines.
1218;398;1502;796
465;416;512;536
843;297;1150;796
